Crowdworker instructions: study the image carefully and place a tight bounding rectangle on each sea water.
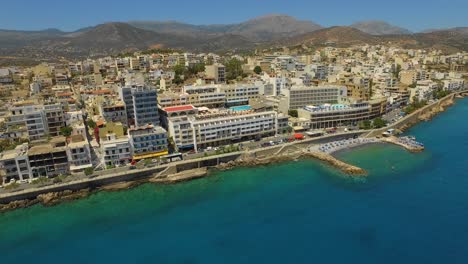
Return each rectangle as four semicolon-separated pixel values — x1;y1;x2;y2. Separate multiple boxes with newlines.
0;98;467;264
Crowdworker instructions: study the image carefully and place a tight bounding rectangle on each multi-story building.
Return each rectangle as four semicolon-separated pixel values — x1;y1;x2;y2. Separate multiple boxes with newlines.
161;105;198;150
0;143;31;182
278;85;347;114
400;70;417;85
204;63;226;83
99;101;127;124
5;103;49;141
443;79;465;91
66;136;93;173
218;84;260;106
28;137;69;178
191;109;277;151
128;125;168;160
158;92;190;108
183;86;226;107
162;106;280;151
121;84;160;126
0;68;13;84
100;133;132;167
298;99;386;129
44;103;65;137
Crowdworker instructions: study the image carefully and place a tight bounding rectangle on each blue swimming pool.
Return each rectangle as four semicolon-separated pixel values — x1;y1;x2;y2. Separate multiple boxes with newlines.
230;105;252;111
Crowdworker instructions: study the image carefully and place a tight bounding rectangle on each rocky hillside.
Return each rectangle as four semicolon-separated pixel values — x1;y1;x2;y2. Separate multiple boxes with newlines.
350;21;412;35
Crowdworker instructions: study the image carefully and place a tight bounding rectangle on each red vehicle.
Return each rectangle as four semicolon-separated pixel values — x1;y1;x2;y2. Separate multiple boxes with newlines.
294;133;305;140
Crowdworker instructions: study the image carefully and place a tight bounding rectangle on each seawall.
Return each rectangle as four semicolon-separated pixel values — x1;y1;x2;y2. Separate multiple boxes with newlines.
0;132;367;209
366;91;466;138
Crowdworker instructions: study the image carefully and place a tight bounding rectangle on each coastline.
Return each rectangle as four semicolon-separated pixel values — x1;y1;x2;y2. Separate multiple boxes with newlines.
0;91;466;213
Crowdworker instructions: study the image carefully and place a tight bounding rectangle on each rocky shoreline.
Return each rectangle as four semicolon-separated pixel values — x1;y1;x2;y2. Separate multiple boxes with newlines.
0;93;465;214
399;96;455;132
0;189;91;213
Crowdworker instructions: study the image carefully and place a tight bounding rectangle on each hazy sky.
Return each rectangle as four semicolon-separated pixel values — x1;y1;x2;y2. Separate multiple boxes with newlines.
1;0;466;32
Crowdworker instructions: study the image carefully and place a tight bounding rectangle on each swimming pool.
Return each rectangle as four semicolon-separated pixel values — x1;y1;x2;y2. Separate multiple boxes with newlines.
230;105;252;111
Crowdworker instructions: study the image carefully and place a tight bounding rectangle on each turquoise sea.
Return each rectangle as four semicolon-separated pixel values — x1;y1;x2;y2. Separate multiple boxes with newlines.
1;99;467;264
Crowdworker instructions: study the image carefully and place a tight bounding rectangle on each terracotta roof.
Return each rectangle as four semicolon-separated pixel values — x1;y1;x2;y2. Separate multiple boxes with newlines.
57;92;73;97
163;105;195;112
96;120;105;127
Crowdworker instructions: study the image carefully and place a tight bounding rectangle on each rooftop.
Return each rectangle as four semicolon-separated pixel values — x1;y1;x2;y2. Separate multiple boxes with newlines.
163;105;195;113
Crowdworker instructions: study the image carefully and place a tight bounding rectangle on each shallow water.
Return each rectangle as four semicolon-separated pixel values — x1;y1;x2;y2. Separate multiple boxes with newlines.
1;98;467;264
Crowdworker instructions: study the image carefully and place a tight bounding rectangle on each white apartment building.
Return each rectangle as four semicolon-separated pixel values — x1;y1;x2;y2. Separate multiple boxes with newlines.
218;84;260;106
163;106;281;151
0;143;31;182
191;110;278;151
443;79;465;91
100;133;132;167
67;139;93;173
298;102;375;129
278;85;348;114
183;86;226;107
6;104;49;141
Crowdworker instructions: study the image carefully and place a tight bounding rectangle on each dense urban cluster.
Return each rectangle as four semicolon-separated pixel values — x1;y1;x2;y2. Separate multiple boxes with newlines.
0;45;466;187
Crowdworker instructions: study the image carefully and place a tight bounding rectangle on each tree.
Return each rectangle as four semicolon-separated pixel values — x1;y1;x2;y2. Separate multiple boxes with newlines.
225;58;244;81
187;63;205;76
173;64;186;76
372;118;387;128
87;119;96;129
173;75;184;85
253;66;262;75
288;109;298;118
60;126;73;137
359;120;372;130
433;88;450;100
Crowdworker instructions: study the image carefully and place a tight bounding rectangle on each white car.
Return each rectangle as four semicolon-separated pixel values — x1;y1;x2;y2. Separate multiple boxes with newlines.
19;179;28;184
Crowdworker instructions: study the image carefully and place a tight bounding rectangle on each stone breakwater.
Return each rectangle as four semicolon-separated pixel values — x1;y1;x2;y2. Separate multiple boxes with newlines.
380;136;424;153
216;151;367;176
150;168;208;184
304;152;367;175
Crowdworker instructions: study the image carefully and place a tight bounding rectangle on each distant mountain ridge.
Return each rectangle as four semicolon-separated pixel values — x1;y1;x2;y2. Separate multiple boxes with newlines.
129;15;323;41
286;26;468;53
0;15;466;64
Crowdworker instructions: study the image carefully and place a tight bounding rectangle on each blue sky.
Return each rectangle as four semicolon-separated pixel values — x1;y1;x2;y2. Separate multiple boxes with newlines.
2;0;467;32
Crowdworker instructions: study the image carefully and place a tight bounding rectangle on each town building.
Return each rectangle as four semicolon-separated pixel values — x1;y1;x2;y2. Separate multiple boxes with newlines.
298;99;386;129
44;103;66;137
121;84;160;126
205;63;226;83
128;125;168;160
278;85;348;114
66;135;93;173
0;143;31;182
28;137;69;178
100;133;132;167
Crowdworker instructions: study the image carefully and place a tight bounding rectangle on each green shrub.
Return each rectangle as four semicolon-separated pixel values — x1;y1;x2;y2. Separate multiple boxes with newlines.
84;167;94;176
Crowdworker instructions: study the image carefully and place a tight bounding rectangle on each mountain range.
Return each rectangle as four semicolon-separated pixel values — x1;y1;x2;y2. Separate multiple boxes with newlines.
0;15;466;64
